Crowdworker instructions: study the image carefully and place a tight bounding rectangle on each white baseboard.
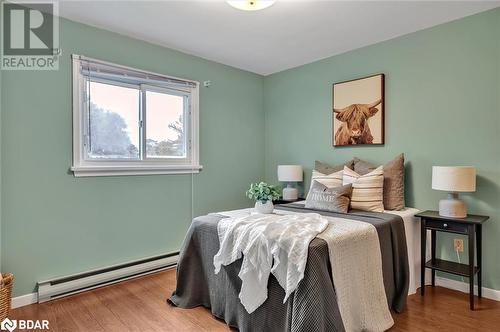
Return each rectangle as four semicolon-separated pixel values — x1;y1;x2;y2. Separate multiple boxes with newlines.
436;277;500;302
12;293;37;309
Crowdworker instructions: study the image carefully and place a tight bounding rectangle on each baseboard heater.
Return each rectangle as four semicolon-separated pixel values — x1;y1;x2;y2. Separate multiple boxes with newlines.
37;251;179;303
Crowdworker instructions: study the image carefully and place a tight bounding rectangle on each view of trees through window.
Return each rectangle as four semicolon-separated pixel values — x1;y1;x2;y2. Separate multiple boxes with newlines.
145;90;186;158
89;102;139;159
87;81;186;160
145;117;185;158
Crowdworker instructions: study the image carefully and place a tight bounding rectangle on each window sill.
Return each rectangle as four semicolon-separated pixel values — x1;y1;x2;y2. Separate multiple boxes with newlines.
71;165;203;177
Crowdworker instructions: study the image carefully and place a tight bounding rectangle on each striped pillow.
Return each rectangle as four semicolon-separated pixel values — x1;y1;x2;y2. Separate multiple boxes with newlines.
342;166;384;212
311;169;343;188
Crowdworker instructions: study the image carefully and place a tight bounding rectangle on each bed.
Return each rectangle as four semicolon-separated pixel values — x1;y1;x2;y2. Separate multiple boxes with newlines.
168;202;412;332
385;207;430;295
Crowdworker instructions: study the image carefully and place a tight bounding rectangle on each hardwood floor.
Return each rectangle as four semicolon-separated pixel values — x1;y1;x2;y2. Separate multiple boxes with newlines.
10;268;500;331
391;286;500;331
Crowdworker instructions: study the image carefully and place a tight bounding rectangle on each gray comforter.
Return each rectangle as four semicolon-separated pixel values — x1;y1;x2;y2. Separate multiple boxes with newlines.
168;204;409;332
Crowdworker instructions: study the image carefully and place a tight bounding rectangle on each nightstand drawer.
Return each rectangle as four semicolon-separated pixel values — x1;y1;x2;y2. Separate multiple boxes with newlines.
426;220;468;234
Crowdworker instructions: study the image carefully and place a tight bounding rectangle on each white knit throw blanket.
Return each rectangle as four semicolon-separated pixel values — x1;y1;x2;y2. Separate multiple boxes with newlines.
317;217;394;332
213;213;328;313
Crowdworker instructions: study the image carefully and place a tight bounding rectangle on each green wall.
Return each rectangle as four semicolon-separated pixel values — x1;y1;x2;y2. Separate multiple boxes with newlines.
1;18;264;296
2;8;500;298
264;8;500;291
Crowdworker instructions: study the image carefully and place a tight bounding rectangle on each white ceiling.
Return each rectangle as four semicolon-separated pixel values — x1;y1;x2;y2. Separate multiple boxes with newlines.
56;1;500;75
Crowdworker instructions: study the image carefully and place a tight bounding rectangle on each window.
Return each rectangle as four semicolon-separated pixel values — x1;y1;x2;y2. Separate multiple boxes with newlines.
71;55;201;177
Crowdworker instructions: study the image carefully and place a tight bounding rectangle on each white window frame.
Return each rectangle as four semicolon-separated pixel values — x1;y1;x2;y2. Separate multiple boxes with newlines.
71;54;202;177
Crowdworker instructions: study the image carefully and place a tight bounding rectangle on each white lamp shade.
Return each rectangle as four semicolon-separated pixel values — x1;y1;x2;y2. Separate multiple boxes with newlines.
277;165;303;182
432;166;476;192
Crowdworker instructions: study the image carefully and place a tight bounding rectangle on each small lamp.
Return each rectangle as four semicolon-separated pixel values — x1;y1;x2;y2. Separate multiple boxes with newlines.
432;166;476;218
277;165;303;201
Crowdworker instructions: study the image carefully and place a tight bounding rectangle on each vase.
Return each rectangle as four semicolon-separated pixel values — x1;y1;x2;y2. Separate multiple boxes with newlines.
254;200;274;214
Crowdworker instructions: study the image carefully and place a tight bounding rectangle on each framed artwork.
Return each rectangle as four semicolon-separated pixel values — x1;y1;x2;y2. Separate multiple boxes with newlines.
332;73;385;146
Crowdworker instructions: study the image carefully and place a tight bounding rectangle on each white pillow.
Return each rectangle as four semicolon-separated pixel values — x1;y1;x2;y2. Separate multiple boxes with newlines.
343;166;384;212
311;169;343;188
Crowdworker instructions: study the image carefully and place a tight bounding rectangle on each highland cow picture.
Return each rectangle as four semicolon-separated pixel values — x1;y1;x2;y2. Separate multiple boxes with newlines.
332;74;384;146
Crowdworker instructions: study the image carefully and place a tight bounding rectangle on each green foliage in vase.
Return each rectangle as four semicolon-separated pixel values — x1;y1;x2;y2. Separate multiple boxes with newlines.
246;182;280;203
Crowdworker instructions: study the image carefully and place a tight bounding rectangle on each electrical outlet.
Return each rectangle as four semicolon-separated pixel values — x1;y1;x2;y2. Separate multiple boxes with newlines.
454;239;464;252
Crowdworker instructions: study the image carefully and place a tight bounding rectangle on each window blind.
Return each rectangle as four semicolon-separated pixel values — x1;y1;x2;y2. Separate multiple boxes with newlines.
74;54;197;89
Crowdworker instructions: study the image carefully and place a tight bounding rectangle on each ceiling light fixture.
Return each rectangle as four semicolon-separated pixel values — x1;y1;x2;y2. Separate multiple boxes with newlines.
227;0;276;11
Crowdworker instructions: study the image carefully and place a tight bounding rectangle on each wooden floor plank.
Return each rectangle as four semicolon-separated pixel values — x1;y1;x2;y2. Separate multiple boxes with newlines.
61;294;106;332
10;269;500;331
125;272;216;331
391;286;500;331
76;292;129;332
51;299;81;332
93;283;161;332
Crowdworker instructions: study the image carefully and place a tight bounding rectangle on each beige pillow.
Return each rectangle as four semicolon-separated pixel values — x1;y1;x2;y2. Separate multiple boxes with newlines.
315;159;355;174
343;166;384;212
305;182;353;213
311;169;343;188
353;154;405;210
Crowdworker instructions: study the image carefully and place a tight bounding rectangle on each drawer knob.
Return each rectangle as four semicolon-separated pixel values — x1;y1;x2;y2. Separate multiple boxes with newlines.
443;223;448;228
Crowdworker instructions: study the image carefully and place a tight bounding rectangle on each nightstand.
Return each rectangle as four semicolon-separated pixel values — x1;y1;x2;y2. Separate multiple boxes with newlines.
274;198;305;205
415;210;489;310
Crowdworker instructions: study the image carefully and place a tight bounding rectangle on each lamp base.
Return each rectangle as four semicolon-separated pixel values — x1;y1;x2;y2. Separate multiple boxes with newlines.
282;186;298;201
439;192;467;218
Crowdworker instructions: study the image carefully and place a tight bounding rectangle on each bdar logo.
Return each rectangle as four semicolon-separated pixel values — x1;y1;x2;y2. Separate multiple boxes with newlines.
0;318;49;331
0;318;17;332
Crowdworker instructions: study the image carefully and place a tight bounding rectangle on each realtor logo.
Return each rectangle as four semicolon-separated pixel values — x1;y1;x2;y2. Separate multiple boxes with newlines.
0;318;17;332
1;1;60;70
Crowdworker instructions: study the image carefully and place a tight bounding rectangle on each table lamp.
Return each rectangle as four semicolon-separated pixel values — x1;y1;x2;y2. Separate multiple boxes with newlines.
277;165;303;201
432;166;476;218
